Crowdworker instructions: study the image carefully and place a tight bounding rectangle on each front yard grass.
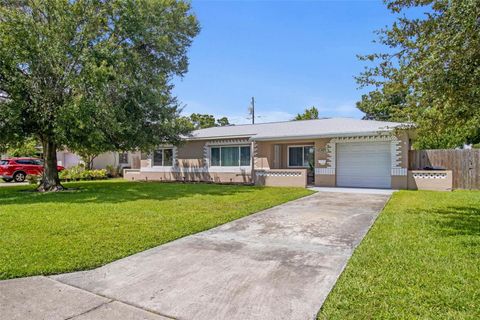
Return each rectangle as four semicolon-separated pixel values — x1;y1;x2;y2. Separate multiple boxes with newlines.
0;179;313;280
318;190;480;319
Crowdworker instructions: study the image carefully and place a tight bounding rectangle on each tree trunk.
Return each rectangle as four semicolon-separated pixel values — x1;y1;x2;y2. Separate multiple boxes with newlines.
86;156;93;170
38;140;64;192
80;154;97;170
86;155;96;170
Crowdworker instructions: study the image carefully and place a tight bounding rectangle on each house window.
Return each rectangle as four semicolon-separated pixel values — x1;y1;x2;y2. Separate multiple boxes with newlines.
119;152;129;164
210;146;251;167
288;146;314;167
153;148;173;166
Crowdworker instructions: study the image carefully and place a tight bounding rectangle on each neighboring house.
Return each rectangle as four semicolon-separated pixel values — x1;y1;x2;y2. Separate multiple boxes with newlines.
125;118;414;189
57;151;140;170
1;145;140;171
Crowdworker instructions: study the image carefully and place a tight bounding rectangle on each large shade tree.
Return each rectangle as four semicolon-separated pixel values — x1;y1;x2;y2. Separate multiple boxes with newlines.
0;0;199;191
357;0;480;149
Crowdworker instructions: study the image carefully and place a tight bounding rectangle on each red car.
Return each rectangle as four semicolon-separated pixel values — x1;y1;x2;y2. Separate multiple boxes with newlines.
0;158;65;183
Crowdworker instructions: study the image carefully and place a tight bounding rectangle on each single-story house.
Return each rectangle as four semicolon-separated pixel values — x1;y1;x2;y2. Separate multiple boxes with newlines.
124;118;415;189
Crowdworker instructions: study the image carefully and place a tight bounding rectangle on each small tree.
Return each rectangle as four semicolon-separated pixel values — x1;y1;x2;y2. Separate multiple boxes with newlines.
78;152;98;171
294;107;319;120
0;1;199;191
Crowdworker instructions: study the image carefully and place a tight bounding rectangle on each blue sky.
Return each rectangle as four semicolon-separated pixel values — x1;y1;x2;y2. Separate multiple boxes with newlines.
173;1;404;124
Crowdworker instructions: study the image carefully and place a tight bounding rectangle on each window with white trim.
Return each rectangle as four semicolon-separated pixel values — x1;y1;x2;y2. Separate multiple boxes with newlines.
210;146;251;167
288;146;314;167
153;148;173;166
118;152;129;164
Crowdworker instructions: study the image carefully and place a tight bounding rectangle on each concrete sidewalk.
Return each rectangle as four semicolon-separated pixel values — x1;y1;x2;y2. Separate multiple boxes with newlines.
0;276;169;320
0;182;28;187
1;191;390;320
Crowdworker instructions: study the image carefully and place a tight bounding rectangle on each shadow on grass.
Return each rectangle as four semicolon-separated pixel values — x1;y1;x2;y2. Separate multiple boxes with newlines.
0;180;261;206
427;206;480;237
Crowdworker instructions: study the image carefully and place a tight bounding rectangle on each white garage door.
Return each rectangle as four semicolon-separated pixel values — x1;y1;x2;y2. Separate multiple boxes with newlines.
336;142;391;188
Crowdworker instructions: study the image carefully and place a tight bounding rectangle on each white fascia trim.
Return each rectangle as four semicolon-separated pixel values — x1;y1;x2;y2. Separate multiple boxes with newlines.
186;135;255;141
250;130;394;141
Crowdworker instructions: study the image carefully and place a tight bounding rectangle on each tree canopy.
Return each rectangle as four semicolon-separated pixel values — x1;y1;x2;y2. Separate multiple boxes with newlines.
2;138;39;158
294;106;319;120
0;0;199;190
188;113;231;129
356;0;480;149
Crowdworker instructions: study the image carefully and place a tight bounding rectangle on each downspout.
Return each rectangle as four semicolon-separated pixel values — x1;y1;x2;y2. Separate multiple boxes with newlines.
251;140;255;185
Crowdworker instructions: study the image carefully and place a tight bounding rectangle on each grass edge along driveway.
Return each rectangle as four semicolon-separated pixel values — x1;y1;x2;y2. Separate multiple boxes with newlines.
318;190;480;320
0;180;313;280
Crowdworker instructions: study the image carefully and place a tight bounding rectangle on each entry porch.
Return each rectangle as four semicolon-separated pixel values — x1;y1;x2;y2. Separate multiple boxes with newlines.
253;139;327;188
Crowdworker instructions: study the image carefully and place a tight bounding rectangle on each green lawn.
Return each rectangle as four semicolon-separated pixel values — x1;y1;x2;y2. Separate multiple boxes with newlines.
318;190;480;320
0;179;313;280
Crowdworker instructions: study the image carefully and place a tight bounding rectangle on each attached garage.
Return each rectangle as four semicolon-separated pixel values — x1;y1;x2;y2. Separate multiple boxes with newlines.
336;142;391;188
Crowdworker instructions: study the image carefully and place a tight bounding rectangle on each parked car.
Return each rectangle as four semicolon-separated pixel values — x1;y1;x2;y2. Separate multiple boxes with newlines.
0;158;65;183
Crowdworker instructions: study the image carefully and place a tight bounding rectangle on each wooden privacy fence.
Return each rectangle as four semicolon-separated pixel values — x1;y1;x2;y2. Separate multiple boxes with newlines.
409;149;480;189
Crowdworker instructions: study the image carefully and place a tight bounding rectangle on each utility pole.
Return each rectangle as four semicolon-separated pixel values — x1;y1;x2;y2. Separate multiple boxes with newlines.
249;97;255;124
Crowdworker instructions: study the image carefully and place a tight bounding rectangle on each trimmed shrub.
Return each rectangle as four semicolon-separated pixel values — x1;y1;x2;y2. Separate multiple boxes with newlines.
105;165;122;178
59;165;107;181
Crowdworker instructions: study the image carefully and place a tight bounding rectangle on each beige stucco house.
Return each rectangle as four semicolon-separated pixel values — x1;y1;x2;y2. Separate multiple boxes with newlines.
124;118;414;189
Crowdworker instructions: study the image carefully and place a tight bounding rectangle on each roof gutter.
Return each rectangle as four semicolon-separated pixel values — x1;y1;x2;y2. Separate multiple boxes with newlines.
249;130;395;141
185;134;255;141
181;125;408;142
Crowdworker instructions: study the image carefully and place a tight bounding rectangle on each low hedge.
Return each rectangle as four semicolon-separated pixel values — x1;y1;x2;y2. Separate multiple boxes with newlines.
59;165;107;181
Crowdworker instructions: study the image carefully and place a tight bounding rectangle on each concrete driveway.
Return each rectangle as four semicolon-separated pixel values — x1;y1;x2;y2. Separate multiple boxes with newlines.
1;190;390;320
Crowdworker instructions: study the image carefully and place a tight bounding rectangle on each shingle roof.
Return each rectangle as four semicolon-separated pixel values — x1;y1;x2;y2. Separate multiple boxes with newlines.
188;118;405;141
